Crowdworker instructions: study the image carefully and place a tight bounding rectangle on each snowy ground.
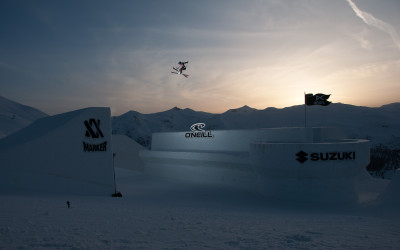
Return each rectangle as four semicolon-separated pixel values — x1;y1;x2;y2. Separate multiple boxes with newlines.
1;168;400;249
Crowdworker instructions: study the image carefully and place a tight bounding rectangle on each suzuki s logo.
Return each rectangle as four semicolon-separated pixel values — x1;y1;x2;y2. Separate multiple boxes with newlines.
296;150;356;163
185;123;214;138
296;151;308;163
84;119;104;138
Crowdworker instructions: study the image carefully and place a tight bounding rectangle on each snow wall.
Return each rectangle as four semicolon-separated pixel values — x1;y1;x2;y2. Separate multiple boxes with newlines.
0;107;114;195
377;169;400;208
140;127;370;203
112;134;146;171
250;139;370;203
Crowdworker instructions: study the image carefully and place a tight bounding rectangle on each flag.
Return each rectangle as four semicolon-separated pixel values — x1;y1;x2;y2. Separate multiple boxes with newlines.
305;93;331;106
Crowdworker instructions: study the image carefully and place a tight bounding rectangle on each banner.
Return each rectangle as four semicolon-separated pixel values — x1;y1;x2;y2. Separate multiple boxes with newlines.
305;93;331;106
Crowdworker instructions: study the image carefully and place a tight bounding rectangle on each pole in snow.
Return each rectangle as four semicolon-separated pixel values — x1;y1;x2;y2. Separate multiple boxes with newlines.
112;153;122;197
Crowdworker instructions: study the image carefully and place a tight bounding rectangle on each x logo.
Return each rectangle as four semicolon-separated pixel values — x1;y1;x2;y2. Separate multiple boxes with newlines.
84;119;104;138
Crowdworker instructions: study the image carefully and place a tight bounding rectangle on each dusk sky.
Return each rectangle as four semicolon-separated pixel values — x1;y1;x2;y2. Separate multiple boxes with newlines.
1;0;399;115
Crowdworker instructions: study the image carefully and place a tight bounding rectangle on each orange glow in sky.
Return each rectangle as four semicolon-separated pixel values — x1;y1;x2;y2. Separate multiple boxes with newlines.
1;0;399;115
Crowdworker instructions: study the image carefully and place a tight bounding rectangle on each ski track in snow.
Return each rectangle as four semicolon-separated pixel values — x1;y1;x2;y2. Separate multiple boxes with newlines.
1;169;400;249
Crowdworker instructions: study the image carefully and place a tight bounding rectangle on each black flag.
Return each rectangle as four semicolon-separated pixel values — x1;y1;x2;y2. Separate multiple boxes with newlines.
305;93;331;106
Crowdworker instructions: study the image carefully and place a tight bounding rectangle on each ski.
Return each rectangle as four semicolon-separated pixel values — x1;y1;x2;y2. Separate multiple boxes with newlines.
171;72;189;78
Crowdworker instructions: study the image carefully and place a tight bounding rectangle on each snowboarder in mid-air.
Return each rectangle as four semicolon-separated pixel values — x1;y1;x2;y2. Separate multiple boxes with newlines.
172;61;189;78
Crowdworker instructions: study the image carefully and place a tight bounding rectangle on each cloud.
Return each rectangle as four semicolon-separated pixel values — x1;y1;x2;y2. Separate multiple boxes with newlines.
346;0;400;50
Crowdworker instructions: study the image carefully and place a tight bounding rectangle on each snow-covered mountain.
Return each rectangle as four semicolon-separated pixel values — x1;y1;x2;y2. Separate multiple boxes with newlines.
1;96;398;150
0;96;48;139
112;103;400;149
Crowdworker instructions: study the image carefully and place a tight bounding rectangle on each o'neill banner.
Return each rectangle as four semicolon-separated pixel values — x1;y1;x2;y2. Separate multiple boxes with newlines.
185;123;214;138
305;93;331;106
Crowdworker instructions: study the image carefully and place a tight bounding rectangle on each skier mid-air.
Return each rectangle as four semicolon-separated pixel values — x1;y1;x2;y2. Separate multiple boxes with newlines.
172;61;189;78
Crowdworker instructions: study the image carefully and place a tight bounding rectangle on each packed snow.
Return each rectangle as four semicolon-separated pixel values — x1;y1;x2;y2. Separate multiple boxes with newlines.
0;96;48;139
0;107;114;196
1;168;400;249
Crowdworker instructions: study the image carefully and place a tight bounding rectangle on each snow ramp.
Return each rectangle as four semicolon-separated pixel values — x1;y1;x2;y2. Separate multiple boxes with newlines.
0;107;114;195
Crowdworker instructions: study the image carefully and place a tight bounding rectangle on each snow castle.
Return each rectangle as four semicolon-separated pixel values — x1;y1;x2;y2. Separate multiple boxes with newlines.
140;126;370;202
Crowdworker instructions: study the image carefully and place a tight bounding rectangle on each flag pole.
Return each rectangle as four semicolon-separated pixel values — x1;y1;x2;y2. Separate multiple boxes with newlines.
112;153;122;197
304;92;307;128
113;153;117;194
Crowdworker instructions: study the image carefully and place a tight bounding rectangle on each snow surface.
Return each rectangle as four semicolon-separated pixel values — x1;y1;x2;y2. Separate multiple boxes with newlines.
1;168;400;249
112;134;146;171
0;107;114;195
1;98;400;249
0;96;48;139
1;127;400;248
377;169;400;209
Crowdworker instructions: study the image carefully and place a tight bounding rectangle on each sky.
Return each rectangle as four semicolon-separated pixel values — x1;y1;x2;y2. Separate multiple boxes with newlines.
0;0;399;115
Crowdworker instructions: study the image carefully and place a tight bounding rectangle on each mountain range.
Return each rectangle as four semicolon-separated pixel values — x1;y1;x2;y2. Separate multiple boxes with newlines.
112;103;400;150
1;96;399;177
1;95;399;151
0;96;48;139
